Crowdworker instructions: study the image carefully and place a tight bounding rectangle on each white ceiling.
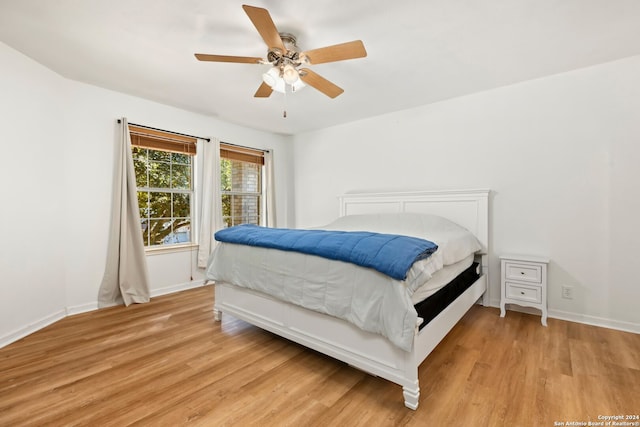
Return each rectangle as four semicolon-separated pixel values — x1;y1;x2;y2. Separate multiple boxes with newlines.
1;0;640;135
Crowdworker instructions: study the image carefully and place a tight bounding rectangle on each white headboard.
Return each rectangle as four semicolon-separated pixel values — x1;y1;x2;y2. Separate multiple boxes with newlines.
338;189;490;254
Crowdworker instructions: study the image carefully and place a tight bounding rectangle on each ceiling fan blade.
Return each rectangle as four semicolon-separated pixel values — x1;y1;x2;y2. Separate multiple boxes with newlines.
242;5;286;52
299;68;344;98
194;53;263;64
254;82;273;98
302;40;367;65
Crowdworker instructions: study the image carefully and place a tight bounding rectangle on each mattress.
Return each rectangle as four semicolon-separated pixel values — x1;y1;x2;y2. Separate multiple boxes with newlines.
414;261;480;330
410;254;474;304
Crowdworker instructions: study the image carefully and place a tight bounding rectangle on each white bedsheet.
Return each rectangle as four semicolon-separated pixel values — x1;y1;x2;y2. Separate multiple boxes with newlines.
206;242;424;351
206;213;482;352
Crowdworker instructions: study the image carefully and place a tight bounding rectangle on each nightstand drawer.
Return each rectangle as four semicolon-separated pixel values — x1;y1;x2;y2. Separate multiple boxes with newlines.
505;282;542;304
504;262;542;284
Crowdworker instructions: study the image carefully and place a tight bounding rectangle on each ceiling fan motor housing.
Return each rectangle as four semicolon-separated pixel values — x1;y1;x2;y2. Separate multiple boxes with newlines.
268;33;303;67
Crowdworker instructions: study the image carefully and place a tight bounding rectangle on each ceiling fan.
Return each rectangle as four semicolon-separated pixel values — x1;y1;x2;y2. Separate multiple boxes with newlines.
195;5;367;99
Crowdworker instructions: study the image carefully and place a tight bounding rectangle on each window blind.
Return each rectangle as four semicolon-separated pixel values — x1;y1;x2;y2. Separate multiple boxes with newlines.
220;143;265;165
129;124;197;155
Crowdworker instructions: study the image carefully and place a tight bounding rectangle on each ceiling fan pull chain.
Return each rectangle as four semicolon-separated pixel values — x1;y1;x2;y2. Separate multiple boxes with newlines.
283;84;287;118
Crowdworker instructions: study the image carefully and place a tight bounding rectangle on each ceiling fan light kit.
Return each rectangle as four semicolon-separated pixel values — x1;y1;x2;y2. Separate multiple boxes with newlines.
194;5;367;100
261;67;279;88
262;66;305;93
282;64;299;85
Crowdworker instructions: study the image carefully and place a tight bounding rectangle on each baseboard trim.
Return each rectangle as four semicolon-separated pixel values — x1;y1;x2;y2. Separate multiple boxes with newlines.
1;280;209;349
548;308;640;334
150;280;207;298
66;302;99;316
0;309;66;349
489;299;640;335
5;286;634;350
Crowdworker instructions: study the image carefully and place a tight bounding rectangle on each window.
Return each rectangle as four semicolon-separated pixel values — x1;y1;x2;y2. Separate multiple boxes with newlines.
220;144;265;228
130;125;196;247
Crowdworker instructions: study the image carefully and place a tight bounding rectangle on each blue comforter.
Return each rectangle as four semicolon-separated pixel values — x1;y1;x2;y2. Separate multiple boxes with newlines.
214;224;438;280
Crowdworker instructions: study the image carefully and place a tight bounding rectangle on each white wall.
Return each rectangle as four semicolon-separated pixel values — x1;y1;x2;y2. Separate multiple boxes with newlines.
0;43;68;341
0;42;293;344
292;55;640;331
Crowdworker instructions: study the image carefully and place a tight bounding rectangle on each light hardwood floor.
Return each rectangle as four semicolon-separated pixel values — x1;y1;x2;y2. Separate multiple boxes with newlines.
1;285;638;426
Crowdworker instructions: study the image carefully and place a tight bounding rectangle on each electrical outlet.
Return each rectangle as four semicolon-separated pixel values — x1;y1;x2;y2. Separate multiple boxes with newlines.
561;285;574;300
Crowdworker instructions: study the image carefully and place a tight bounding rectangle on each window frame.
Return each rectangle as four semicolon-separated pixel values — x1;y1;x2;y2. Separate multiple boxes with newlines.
130;125;197;250
220;143;265;228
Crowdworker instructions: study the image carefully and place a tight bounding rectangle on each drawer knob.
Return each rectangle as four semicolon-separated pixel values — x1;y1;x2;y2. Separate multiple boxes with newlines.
521;291;525;295
520;271;525;275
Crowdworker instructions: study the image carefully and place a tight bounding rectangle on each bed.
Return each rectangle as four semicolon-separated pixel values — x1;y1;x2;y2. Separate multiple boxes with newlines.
206;189;490;410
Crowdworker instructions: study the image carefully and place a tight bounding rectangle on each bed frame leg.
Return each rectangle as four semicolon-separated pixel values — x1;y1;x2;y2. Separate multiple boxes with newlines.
213;308;221;321
402;382;420;410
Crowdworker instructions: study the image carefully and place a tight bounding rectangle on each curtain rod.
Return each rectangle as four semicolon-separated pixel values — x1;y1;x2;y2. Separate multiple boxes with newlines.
117;119;210;142
221;140;269;154
117;119;271;153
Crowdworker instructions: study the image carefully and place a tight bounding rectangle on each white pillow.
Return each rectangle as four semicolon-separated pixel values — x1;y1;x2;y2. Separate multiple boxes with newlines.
319;213;481;266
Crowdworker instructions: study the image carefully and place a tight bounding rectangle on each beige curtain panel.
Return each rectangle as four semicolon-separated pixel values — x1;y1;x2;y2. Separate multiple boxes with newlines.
98;118;151;307
197;137;223;268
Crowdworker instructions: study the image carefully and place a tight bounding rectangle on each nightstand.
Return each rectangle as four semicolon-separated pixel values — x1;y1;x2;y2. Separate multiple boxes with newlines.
499;254;549;326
